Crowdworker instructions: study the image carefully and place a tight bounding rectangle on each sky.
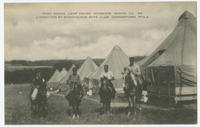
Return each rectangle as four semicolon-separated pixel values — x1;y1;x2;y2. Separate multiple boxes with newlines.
4;2;196;61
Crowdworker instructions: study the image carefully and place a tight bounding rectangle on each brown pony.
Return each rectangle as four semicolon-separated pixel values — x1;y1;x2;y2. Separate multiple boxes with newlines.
65;82;83;118
99;77;113;114
123;69;137;117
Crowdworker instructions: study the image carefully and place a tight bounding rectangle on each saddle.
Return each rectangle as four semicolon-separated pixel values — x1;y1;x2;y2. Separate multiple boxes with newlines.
124;73;137;96
99;77;115;100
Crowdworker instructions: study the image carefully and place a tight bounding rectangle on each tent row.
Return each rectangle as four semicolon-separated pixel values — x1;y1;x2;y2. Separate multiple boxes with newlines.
47;57;99;90
47;45;130;92
47;11;197;103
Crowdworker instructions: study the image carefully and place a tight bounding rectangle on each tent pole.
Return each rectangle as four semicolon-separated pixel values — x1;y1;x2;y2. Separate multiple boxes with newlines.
168;82;171;105
157;68;160;98
174;66;177;104
151;68;156;98
179;68;183;102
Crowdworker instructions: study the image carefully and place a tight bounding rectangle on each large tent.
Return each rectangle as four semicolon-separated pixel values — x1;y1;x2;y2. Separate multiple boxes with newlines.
78;56;98;80
142;11;197;103
89;45;130;90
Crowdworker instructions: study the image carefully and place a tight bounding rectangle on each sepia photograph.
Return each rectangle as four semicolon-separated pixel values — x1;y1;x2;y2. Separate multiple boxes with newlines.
4;2;197;125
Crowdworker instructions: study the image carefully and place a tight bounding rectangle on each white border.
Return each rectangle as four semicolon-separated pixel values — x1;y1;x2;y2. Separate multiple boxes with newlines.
0;0;199;127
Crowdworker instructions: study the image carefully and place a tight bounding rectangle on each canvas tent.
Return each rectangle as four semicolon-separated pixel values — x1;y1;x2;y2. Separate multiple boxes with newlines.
47;69;59;84
55;68;68;83
89;45;130;91
141;11;197;103
47;69;60;89
58;64;77;91
60;64;76;84
78;56;98;80
48;68;68;90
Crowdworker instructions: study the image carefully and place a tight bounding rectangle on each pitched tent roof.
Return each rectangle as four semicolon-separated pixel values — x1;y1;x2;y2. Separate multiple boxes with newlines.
47;69;60;83
146;11;197;88
89;45;130;79
60;64;76;84
78;56;98;80
148;11;197;67
53;68;68;83
139;11;196;68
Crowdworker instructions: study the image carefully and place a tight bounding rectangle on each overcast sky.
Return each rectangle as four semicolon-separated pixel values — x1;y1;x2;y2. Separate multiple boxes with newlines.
4;2;196;61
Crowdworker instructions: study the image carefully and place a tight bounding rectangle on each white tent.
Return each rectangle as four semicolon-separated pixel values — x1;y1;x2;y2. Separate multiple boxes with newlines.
139;11;196;69
78;56;98;80
54;68;68;83
47;68;67;90
142;11;197;102
89;45;129;90
47;69;59;84
89;45;129;80
149;11;197;67
60;64;76;84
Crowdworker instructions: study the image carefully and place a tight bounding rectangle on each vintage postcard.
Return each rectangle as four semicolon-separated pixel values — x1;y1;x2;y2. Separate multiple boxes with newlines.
4;2;197;125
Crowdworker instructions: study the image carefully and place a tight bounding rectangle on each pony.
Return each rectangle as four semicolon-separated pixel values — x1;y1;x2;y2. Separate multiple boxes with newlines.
123;68;138;117
99;77;113;114
30;82;48;117
65;82;83;118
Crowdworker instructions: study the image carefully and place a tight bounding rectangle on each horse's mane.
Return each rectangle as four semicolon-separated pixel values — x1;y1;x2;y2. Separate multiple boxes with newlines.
100;77;109;85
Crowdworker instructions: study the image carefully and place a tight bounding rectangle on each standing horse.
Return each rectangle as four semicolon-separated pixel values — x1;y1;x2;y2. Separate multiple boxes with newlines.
30;80;48;117
123;69;137;117
65;82;83;118
99;77;113;114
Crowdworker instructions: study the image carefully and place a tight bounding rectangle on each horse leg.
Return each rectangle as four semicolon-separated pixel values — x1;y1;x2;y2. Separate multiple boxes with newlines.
108;101;111;113
105;102;110;113
72;106;76;118
76;104;80;117
127;97;132;116
132;96;137;118
101;103;104;114
103;102;107;113
103;102;108;114
104;103;107;113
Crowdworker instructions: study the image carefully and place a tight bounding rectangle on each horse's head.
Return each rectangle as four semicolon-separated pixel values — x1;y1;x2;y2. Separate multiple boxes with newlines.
123;67;131;77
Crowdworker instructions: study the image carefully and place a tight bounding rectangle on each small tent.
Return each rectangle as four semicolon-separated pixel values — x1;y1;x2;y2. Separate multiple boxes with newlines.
78;56;98;80
47;69;59;84
47;69;60;90
142;11;197;103
59;64;76;91
49;68;67;90
60;64;76;84
55;68;68;83
78;56;98;95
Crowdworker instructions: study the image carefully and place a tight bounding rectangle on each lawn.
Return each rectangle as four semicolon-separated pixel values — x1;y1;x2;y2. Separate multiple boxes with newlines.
5;84;197;124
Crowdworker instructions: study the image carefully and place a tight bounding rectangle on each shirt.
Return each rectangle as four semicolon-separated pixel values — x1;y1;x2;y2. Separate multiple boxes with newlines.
129;63;143;84
100;71;114;80
129;63;141;76
68;74;81;89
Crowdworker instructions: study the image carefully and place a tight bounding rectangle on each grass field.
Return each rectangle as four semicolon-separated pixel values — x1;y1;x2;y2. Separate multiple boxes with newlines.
5;84;197;124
